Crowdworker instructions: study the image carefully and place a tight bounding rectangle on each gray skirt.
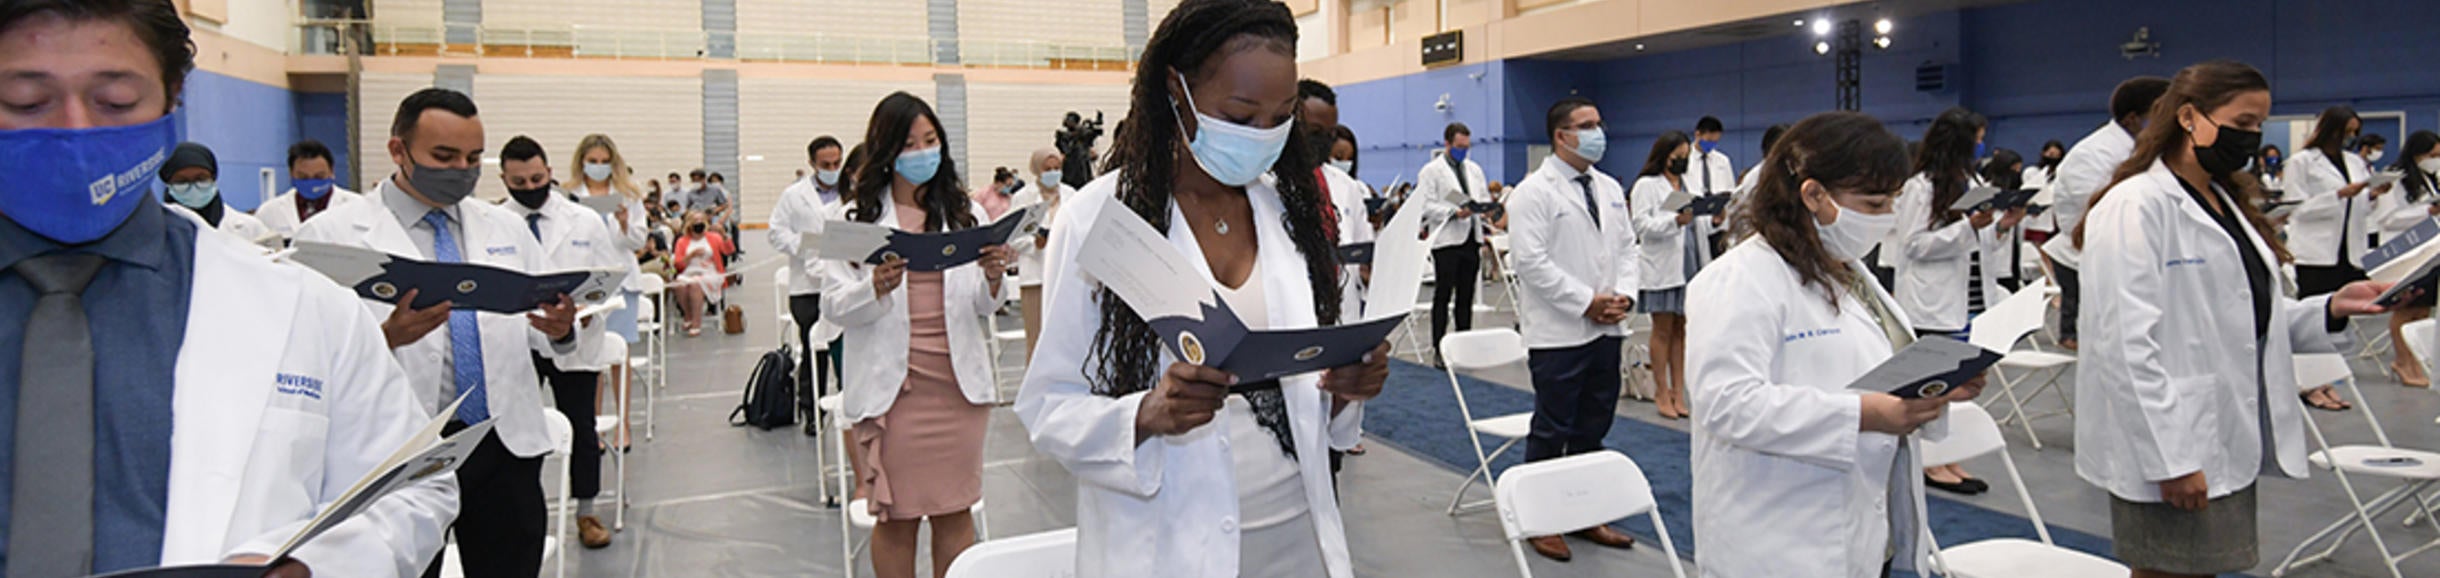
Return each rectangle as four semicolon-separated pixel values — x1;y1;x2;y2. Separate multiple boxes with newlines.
1640;287;1687;315
2109;484;2258;574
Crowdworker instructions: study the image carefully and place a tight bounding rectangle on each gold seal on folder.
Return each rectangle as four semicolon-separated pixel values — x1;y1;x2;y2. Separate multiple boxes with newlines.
371;281;399;299
1179;331;1206;365
456;280;479;294
1294;346;1324;361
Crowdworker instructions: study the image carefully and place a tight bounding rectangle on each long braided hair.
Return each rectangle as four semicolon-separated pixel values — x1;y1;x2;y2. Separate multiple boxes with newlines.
1087;0;1339;398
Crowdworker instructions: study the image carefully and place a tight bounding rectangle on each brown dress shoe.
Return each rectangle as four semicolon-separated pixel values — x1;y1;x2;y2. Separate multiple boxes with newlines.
1571;525;1636;549
579;515;613;549
1528;535;1573;561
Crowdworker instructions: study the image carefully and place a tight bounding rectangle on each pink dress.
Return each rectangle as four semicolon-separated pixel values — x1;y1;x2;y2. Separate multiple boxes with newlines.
853;203;991;521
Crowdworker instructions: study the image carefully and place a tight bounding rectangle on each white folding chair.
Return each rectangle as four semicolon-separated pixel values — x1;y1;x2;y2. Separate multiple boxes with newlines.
1622;313;1655;402
1917;402;2128;577
1486;233;1523;315
1492;450;1685;578
774;268;797;350
942;528;1077;578
542;410;575;578
1441;329;1536;516
2272;353;2440;578
824;394;990;577
983;312;1028;404
1967;287;2076;449
634;275;667;441
599;340;632;531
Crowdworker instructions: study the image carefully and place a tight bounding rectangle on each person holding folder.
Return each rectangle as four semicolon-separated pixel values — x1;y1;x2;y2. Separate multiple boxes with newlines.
1890;108;2011;494
2074;61;2390;578
2371;131;2440;387
1015;1;1387;574
820;91;1009;578
1627;130;1704;420
497;136;628;549
772;136;846;398
1685;111;1983;578
1415;121;1491;360
0;2;457;575
1505;96;1643;561
2284;106;2388;410
294;87;581;578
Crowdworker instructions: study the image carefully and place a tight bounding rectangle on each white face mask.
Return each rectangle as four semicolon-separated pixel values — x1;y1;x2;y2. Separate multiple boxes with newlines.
2421;157;2440;176
1817;198;1896;262
2368;150;2386;163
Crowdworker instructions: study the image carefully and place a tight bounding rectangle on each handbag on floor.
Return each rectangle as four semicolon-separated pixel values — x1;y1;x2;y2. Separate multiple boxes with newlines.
731;344;798;430
723;304;746;334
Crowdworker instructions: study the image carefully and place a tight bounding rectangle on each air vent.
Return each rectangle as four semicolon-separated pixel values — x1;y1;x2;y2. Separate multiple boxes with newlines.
1698;21;1782;40
1915;62;1951;93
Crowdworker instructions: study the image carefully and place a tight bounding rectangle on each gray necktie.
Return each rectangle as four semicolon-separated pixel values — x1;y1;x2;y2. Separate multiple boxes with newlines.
10;253;105;577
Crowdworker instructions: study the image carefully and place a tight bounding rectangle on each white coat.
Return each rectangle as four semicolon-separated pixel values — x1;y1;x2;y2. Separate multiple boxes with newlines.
253;186;361;240
292;179;571;458
168;204;273;245
1321;164;1376;307
1687;148;1737;195
1510;157;1639;349
2282;148;2378;268
2037;123;2136;270
819;199;1008;423
1892;174;2008;333
2369;171;2437;243
2075;160;2350;502
1011;181;1073;289
568;182;649;294
1685;237;1943;578
1016;172;1362;578
769;176;834;297
508;192;628;371
1416;154;1492;248
160;209;457;577
1629;174;1713;291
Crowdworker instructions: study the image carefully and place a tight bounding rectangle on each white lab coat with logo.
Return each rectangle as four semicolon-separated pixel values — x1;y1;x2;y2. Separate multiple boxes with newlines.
2077;160;2350;502
1417;154;1492;248
159;209;457;577
1892;174;2008;333
1016;172;1363;578
2285;148;2379;269
1509;157;1639;349
568;182;649;295
292;179;572;458
253;186;361;240
1685;238;1944;578
1687;149;1738;196
819;200;1008;423
769;177;834;298
508;192;628;371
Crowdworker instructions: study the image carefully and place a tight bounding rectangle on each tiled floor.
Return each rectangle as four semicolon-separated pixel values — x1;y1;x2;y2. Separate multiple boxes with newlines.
545;236;2440;577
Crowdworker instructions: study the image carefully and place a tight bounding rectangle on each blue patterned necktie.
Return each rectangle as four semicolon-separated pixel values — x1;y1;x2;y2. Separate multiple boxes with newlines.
423;210;490;423
1576;176;1601;226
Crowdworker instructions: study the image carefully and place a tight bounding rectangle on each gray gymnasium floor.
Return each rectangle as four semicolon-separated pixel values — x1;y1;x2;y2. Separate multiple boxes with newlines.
547;234;2440;577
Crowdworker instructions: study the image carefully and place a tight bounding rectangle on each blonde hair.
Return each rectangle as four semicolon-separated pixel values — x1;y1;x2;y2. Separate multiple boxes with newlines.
572;134;642;199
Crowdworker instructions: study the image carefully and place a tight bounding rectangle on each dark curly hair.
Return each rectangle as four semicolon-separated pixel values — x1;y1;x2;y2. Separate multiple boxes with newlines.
1087;0;1337;397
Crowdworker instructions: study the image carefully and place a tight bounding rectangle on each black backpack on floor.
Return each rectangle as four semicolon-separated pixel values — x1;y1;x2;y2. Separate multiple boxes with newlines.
731;344;798;430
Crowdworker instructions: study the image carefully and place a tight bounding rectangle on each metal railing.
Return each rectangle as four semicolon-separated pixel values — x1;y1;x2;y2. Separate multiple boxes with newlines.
293;20;1134;69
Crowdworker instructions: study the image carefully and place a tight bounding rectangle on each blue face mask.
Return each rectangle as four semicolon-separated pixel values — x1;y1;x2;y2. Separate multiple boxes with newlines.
816;168;840;187
1974;142;1988;159
1449;147;1469;164
0;115;175;244
1174;71;1294;187
1039;170;1063;189
1570;128;1609;164
895;145;943;185
166;181;219;209
1698;139;1717;155
295;177;337;200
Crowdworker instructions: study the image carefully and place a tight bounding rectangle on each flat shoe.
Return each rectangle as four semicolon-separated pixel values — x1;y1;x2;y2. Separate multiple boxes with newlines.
1926;475;1978;495
1960;477;1990;494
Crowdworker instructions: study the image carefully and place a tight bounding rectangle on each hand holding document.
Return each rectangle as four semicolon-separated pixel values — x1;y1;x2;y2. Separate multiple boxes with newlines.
817;206;1042;271
2365;218;2440;306
289;241;626;313
1076;194;1431;383
1849;337;2003;400
88;397;490;578
1337;242;1375;265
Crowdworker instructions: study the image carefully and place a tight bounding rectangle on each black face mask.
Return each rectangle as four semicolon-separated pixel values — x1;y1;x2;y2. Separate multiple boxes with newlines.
1668;158;1690;175
509;185;554;210
2195;125;2263;177
690;224;708;235
2041;155;2062;167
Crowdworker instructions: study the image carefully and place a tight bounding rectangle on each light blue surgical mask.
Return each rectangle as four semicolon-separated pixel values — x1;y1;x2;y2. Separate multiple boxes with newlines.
816;168;840;187
1570;128;1608;164
0;114;175;243
583;162;615;182
895;145;943;185
1038;170;1063;189
1173;71;1293;187
166;180;219;209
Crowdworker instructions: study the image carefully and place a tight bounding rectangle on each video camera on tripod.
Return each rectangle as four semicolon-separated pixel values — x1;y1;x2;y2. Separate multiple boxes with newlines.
1055;111;1106;189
